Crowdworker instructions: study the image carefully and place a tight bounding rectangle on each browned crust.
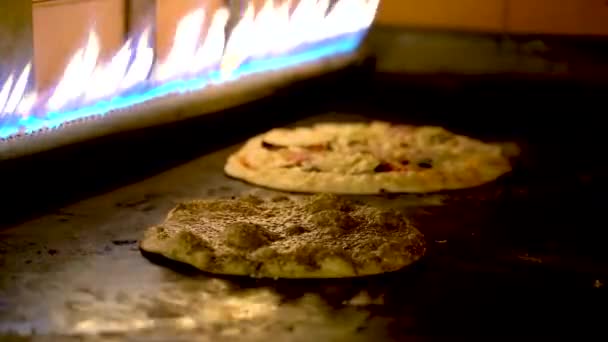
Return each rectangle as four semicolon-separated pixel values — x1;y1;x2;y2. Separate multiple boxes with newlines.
140;194;426;279
225;122;514;194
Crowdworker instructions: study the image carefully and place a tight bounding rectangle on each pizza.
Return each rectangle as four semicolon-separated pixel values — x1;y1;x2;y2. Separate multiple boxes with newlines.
224;121;515;194
139;193;426;279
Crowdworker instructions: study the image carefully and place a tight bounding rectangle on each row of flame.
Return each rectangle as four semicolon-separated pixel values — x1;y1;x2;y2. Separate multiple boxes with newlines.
0;0;379;132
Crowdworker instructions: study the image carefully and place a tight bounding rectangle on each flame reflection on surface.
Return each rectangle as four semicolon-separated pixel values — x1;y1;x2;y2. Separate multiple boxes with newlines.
0;0;379;139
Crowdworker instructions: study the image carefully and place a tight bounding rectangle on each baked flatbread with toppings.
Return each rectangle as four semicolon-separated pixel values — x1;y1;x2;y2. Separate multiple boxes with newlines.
225;121;515;194
140;194;426;279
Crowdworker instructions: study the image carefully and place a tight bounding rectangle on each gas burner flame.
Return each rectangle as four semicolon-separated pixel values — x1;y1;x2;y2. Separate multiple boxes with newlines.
0;0;379;139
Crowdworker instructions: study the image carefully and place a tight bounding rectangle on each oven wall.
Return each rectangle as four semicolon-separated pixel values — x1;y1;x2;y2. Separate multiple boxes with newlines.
32;0;126;92
0;1;34;87
29;0;223;91
376;0;505;33
376;0;608;36
506;0;608;36
22;0;608;94
155;0;224;63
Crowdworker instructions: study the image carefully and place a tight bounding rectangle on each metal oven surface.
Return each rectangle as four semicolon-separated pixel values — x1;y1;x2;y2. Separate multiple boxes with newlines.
2;30;608;339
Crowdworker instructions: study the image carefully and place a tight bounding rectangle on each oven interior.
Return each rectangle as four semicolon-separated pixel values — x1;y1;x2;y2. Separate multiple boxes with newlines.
1;26;608;338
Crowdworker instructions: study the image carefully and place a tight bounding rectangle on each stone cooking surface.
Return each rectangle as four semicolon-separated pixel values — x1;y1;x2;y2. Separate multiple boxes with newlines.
1;111;607;339
0;130;441;339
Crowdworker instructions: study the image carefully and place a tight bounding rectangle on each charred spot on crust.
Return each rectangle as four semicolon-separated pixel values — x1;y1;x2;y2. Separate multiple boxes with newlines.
374;162;394;173
261;141;286;151
417;159;433;169
176;231;213;255
281;164;299;169
308;209;358;234
400;160;410;166
373;210;408;231
305;193;353;213
223;222;275;251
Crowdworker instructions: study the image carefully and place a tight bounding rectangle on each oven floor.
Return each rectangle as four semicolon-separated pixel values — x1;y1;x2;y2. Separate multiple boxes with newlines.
1;112;608;339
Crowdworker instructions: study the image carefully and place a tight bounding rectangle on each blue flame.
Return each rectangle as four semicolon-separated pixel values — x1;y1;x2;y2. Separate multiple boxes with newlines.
0;31;364;139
